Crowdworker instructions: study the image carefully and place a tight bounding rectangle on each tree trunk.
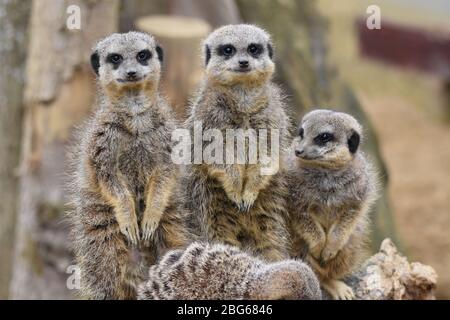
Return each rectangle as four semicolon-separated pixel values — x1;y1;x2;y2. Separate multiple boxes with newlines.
10;0;119;299
0;0;31;300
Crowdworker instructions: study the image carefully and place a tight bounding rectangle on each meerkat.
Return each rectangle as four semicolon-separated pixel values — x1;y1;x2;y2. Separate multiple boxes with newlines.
181;24;291;261
286;109;378;300
137;242;322;300
69;32;189;299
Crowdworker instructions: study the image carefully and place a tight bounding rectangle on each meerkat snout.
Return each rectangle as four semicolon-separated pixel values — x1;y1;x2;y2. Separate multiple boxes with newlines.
293;109;363;169
203;24;275;85
90;32;164;90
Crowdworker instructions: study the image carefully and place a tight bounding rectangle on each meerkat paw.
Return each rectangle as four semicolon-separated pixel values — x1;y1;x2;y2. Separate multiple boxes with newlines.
323;279;354;300
321;244;340;262
240;190;258;212
225;191;243;209
141;213;162;244
309;239;326;260
119;219;140;245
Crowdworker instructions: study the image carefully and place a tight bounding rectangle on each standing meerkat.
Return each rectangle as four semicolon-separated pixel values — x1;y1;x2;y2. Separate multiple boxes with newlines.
287;109;378;300
138;242;322;300
69;32;189;299
182;24;291;261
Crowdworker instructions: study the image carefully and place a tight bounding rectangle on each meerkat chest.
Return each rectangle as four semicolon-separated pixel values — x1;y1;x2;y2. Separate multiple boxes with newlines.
117;131;160;177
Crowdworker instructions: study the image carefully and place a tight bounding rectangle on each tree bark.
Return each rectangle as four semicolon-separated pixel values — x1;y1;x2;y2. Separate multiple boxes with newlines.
0;0;31;300
10;0;119;299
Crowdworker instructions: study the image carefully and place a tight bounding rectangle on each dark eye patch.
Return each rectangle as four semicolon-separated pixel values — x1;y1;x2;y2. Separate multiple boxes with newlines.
107;53;123;68
90;52;100;76
268;44;274;60
348;130;360;154
313;132;334;145
136;49;152;65
299;127;304;139
247;43;264;57
217;44;236;58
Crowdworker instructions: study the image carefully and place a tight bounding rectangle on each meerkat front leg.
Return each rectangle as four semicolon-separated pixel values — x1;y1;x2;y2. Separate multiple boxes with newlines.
94;131;140;245
241;164;272;211
99;177;139;245
207;165;244;207
141;169;176;243
321;210;361;262
294;213;327;260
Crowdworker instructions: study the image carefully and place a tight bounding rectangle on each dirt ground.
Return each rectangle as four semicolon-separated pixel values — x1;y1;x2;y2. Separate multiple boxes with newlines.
359;93;450;298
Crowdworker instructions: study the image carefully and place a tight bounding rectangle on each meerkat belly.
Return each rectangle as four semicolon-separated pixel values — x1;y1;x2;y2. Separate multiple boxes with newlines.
310;205;338;232
118;141;156;214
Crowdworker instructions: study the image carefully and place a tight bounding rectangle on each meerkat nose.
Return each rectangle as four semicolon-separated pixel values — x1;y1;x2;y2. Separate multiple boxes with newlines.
127;71;137;79
295;149;304;157
239;60;249;68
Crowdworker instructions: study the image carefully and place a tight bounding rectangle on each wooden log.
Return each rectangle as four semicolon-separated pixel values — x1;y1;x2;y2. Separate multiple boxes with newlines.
136;15;211;119
170;0;241;28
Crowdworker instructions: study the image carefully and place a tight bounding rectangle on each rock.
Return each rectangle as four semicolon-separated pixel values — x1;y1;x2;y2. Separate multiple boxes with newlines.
347;238;437;300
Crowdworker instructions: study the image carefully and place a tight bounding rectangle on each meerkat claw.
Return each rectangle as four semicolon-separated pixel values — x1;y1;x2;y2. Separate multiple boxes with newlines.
241;191;258;211
141;218;159;244
122;224;139;245
323;279;354;300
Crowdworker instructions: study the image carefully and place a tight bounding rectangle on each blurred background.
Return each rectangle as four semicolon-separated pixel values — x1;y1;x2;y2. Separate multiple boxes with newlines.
0;0;449;299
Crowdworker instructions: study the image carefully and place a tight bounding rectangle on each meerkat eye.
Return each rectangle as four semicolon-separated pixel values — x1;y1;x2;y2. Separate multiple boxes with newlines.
299;128;304;139
248;43;263;57
137;50;151;63
107;54;123;65
314;132;334;145
218;45;236;58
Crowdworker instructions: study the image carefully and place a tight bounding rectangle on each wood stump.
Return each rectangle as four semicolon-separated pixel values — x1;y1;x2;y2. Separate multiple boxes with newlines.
136;15;211;119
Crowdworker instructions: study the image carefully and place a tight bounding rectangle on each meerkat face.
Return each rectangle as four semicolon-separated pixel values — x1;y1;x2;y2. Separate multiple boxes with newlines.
90;32;163;93
203;24;275;86
293;109;362;169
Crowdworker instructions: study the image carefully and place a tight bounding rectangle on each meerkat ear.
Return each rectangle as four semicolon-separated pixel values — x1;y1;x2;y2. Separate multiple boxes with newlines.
205;45;211;66
268;44;274;60
348;130;360;154
156;45;164;63
90;51;100;76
